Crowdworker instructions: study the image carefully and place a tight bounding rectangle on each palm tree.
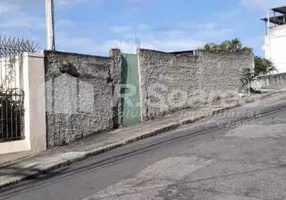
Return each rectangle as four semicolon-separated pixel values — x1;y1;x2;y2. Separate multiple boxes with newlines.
221;40;233;52
254;56;276;76
231;38;242;52
264;59;276;73
203;43;217;52
241;47;253;54
203;38;252;54
240;68;255;94
203;38;252;53
203;44;211;51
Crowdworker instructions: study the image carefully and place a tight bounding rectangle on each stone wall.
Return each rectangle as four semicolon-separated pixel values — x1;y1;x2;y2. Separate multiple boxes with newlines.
138;49;199;121
45;50;121;148
197;51;254;91
252;73;286;90
44;48;254;146
138;49;254;120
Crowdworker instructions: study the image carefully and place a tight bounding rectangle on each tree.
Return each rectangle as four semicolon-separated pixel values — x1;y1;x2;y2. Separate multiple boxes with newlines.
241;47;253;54
240;57;276;94
202;38;277;93
221;40;233;52
240;68;255;94
231;38;242;51
254;56;276;76
203;43;217;52
202;38;252;54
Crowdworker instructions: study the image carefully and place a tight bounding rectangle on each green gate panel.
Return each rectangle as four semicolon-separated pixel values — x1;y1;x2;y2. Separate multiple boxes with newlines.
121;53;141;126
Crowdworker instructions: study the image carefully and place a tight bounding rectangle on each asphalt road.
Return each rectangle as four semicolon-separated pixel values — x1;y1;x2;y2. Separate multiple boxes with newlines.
1;98;286;200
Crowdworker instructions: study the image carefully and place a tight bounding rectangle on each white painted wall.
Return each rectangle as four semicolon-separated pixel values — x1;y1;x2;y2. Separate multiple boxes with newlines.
0;56;22;91
0;53;46;161
264;25;286;73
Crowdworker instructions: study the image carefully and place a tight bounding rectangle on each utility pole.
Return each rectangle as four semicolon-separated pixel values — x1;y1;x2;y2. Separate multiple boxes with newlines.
45;0;56;50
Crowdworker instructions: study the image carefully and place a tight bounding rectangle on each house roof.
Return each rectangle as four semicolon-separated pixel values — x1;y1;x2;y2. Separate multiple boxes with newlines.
261;15;286;25
272;6;286;15
169;50;196;55
261;6;286;25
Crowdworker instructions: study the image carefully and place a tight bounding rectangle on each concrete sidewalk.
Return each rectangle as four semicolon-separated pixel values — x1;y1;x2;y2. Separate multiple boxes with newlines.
0;92;281;189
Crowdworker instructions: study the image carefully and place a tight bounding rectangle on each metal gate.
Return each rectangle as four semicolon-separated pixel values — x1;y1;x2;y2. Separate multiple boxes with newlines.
0;35;40;142
121;53;142;126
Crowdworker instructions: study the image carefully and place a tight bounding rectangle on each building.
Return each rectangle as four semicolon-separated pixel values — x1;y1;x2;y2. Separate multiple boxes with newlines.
262;6;286;73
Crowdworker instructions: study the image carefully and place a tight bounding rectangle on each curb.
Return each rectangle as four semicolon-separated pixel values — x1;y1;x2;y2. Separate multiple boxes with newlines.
0;153;87;189
0;100;256;190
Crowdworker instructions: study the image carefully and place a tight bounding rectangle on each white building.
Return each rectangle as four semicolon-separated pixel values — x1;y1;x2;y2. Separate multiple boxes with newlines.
262;6;286;73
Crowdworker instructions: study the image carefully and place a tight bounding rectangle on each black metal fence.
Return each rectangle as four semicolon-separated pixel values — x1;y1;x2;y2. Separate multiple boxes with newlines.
0;35;40;143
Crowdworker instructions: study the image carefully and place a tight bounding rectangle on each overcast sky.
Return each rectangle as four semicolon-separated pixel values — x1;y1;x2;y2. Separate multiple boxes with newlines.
0;0;285;55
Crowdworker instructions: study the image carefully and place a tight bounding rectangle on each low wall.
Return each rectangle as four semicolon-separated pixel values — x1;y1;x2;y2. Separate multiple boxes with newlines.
252;73;286;90
45;50;121;148
138;49;254;120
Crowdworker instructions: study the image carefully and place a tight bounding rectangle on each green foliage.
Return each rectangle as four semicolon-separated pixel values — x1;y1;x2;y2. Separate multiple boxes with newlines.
240;57;276;93
203;38;277;93
241;47;253;54
231;38;242;51
240;68;255;91
202;38;252;54
254;56;276;76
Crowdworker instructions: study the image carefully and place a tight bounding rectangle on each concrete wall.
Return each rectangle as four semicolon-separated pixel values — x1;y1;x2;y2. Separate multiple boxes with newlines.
138;49;254;120
197;51;253;91
264;25;286;73
45;50;121;148
0;54;46;165
138;49;199;120
0;57;22;90
252;72;286;90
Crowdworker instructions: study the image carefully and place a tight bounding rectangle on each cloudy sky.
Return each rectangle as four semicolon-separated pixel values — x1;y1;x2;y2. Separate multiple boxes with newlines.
0;0;285;56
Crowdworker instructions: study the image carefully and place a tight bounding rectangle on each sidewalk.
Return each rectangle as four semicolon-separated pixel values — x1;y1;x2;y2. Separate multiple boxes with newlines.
0;92;281;189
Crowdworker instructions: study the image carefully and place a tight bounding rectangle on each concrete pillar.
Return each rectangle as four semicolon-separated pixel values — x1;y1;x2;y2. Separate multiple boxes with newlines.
109;49;122;128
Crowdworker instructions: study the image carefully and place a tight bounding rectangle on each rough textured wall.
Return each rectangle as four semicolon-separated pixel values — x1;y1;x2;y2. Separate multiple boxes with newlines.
138;49;254;120
45;50;121;148
197;51;253;92
138;49;200;121
252;73;286;90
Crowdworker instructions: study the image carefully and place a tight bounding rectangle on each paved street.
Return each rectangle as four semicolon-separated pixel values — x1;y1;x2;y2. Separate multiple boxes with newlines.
1;97;286;200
